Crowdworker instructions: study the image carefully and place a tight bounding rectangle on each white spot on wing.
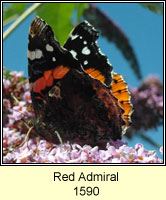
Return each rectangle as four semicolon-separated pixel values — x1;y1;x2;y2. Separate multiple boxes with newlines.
35;49;43;59
70;34;79;40
82;46;91;55
84;60;88;65
52;57;56;62
98;47;104;56
106;58;112;65
46;44;54;52
28;50;35;60
70;50;77;59
83;41;87;45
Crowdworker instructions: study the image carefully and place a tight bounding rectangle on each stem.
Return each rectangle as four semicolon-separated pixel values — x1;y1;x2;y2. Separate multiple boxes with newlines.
3;3;42;40
139;133;161;149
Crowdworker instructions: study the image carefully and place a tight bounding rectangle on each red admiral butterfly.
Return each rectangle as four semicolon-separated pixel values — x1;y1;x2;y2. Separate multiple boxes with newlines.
28;16;133;146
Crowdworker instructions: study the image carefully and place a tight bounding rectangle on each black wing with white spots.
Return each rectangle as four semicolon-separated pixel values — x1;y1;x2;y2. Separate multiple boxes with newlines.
64;21;113;86
28;17;82;83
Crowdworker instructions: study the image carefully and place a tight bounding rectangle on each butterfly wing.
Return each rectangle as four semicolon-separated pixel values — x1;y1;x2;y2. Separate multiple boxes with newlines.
64;21;113;86
28;16;81;116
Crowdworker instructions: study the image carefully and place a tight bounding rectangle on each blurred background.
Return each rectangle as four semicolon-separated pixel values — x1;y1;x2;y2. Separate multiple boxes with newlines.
3;3;164;157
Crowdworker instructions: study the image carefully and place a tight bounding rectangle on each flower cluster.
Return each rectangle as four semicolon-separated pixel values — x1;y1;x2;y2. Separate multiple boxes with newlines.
126;75;163;138
3;68;34;151
3;136;163;163
3;68;163;163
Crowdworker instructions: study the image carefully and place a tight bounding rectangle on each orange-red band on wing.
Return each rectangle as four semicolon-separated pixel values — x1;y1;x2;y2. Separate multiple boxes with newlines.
53;65;70;79
33;65;70;98
111;72;133;131
44;70;54;87
33;77;46;93
85;68;105;84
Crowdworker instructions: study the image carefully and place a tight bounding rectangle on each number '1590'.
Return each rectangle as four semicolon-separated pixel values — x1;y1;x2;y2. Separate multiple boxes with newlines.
74;186;99;196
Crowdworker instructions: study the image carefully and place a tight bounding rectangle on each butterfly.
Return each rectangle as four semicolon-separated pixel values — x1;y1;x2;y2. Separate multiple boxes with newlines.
28;16;133;147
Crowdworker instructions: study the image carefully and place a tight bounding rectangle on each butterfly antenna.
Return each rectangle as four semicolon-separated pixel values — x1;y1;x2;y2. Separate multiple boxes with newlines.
54;131;64;146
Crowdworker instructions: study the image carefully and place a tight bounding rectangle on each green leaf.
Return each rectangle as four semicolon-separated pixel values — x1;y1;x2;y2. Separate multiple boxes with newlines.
75;3;89;22
4;68;12;79
140;3;163;15
12;3;26;13
37;3;75;45
36;3;88;45
3;3;27;25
